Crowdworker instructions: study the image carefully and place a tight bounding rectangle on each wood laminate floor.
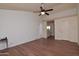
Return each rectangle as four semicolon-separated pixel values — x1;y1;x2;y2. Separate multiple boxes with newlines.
0;38;79;56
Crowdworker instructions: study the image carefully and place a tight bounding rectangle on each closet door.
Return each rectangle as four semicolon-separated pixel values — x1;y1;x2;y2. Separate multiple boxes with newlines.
61;19;69;40
55;19;68;40
55;16;78;42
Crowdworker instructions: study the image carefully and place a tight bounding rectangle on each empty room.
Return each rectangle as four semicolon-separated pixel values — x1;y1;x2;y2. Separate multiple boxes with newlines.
0;3;79;56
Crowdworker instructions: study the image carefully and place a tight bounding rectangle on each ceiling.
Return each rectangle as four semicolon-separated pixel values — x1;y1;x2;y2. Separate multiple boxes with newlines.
0;3;77;14
0;3;60;12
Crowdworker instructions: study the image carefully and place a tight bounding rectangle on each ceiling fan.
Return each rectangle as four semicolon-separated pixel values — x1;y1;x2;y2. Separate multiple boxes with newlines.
34;3;53;16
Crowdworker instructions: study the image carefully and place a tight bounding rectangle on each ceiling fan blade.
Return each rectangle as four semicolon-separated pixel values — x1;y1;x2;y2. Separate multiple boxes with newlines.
45;9;53;12
45;13;49;15
40;6;43;11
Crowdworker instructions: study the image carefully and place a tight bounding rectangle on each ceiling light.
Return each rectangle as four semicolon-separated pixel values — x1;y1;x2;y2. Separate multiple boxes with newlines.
41;12;45;15
46;26;51;30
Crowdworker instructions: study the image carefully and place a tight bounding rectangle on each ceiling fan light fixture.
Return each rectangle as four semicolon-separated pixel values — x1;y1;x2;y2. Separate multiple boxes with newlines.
34;3;53;16
41;12;45;15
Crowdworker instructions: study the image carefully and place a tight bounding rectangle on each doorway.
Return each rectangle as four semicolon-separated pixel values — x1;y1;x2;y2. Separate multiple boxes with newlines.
46;20;55;39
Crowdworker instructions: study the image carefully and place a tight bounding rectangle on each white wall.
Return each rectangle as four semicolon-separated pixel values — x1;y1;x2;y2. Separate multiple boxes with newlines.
39;20;47;38
0;9;41;50
77;4;79;44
